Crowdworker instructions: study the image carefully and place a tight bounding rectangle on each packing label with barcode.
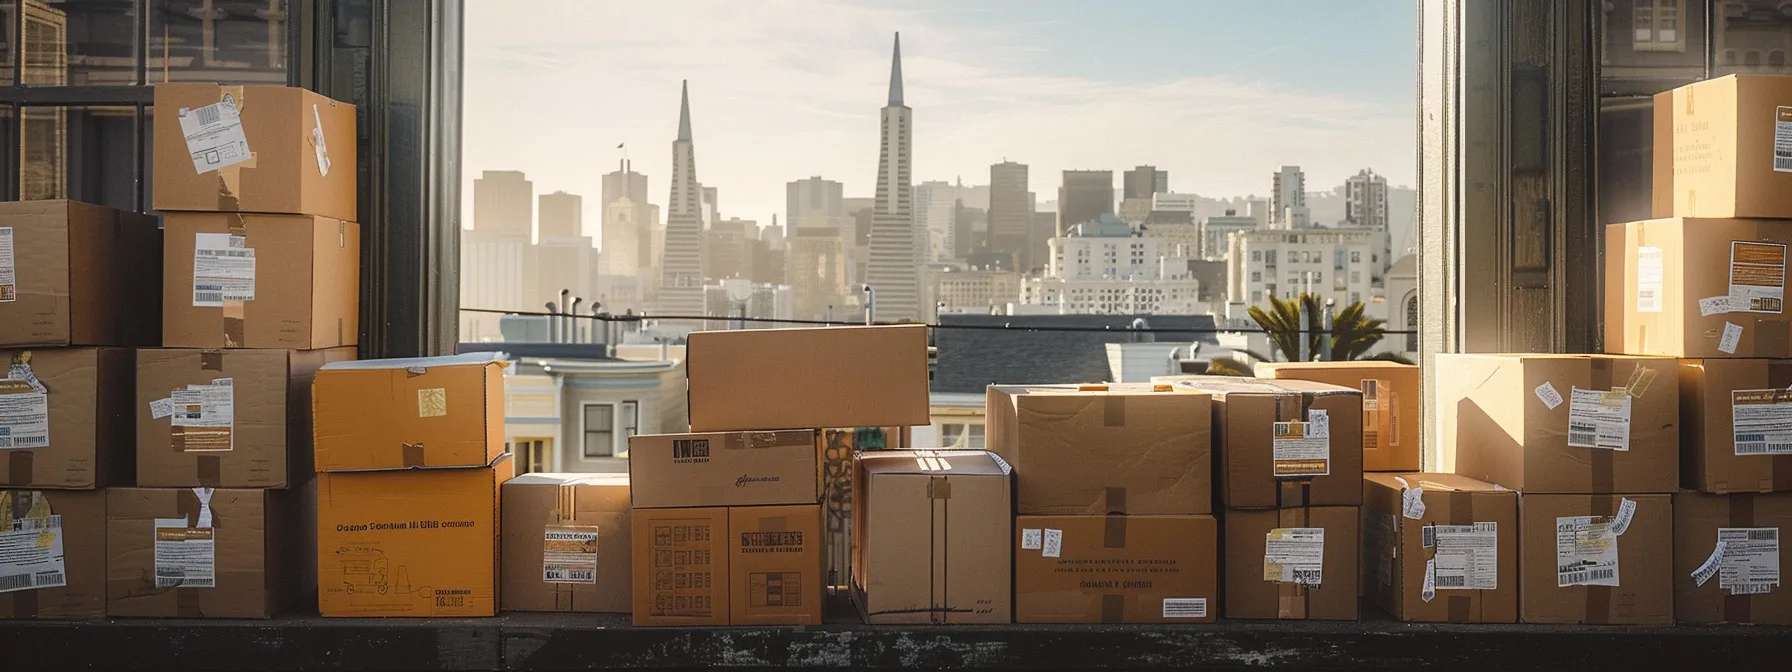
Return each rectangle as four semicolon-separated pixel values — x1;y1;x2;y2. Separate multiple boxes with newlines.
542;525;600;584
311;104;332;177
192;233;255;307
1731;389;1792;455
1263;527;1324;587
0;226;15;303
1433;522;1498;590
153;517;215;588
1730;241;1786;313
1776;106;1792;173
1717;527;1779;594
1556;516;1619;588
1162;597;1206;619
0;495;65;594
1567;388;1631;451
1636;246;1664;313
1271;409;1330;478
178;95;252;174
0;378;49;450
170;379;234;451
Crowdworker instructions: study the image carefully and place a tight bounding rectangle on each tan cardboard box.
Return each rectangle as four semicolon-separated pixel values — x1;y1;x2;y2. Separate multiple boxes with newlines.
1605;217;1792;358
1258;361;1421;472
500;473;631;614
0;489;106;619
1165;377;1363;509
1679;358;1792;493
1362;473;1518;623
0;348;134;489
162;212;360;350
627;430;820;509
1437;354;1679;493
1652;74;1792;219
685;325;930;432
730;504;824;626
631;506;729;626
1518;493;1672;624
152;83;357;221
312;354;505;472
0;200;161;348
1673;490;1791;624
1223;505;1359;620
986;384;1211;515
106;487;293;618
853;450;1011;624
1014;514;1218;624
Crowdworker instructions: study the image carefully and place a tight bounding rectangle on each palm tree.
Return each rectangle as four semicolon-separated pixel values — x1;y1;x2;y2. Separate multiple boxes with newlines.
1207;294;1412;375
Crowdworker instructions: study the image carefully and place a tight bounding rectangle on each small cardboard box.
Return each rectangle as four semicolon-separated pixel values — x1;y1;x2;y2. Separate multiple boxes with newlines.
1437;354;1679;493
628;430;820;509
152;83;357;221
631;506;729;626
0;348;134;489
1014;514;1218;624
106;487;293;618
0;200;161;348
1652;75;1792;219
1674;490;1791;624
853;450;1012;624
1165;377;1363;509
500;473;631;614
1223;505;1359;620
1605;218;1792;358
686;325;930;432
986;384;1212;516
1679;358;1792;493
312;354;506;472
0;489;106;619
730;504;824;626
1258;361;1422;472
162;212;360;350
315;456;511;617
1362;473;1518;623
1518;493;1672;624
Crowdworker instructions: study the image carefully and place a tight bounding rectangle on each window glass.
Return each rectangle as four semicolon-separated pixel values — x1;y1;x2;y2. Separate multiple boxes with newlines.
583;403;614;458
21;1;137;86
20;105;137;209
147;0;291;85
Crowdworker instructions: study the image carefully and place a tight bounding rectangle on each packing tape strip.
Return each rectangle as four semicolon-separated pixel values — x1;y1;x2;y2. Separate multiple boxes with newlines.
10;587;37;619
5;451;32;485
197;455;223;488
402;443;425;468
1724;493;1756;624
1103;396;1126;427
1104;486;1127;515
1590;361;1615;494
1274;506;1311;620
1585;496;1614;623
1104;515;1126;549
1100;594;1124;624
1769;364;1792;491
176;588;203;618
1446;489;1473;623
1755;319;1789;358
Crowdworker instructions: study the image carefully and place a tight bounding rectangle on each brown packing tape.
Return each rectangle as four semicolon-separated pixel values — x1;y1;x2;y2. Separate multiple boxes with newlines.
1724;494;1756;624
1590;360;1615;493
1446;490;1474;622
1275;506;1311;619
197;456;222;487
927;476;951;500
177;588;204;618
6;451;31;485
1103;396;1126;427
1100;594;1124;624
1585;496;1614;623
402;443;425;468
1104;486;1127;515
200;350;225;372
555;484;576;522
1104;516;1127;549
1755;320;1790;358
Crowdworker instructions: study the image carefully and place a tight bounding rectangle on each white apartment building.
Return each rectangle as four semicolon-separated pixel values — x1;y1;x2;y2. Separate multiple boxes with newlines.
915;180;957;262
703;279;794;329
1227;228;1384;310
1199;211;1256;260
1269;165;1309;229
925;266;1021;318
1151;192;1201;214
1020;214;1201;315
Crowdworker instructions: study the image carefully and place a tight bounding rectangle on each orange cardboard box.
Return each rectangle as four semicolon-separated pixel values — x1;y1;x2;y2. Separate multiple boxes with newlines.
162;212;360;350
631;506;729;626
0;200;161;348
1258;361;1422;472
152;83;357;221
312;354;507;472
1652;75;1792;219
729;504;824;626
0;489;107;619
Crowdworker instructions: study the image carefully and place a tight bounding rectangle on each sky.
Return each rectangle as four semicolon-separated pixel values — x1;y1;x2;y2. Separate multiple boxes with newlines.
462;0;1417;240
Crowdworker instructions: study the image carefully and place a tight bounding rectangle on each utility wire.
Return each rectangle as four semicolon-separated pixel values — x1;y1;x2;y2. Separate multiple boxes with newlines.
458;307;1419;335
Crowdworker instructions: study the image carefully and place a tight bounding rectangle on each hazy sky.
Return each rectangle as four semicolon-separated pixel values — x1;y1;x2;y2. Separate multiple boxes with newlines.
463;0;1417;239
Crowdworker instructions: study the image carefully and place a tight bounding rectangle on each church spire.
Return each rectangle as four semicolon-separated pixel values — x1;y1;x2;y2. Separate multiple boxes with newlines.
887;33;904;107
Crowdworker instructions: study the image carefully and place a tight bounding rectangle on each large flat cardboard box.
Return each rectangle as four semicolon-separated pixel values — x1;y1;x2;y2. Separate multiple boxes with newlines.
0;489;106;619
1223;505;1359;620
136;347;352;488
1258;361;1421;472
1363;473;1518;623
1437;354;1679;493
986;384;1211;515
730;504;824;626
1652;74;1792;219
686;325;929;432
106;487;293;618
315;456;511;617
312;354;505;472
0;200;161;347
0;348;134;489
1679;358;1792;493
1674;490;1791;624
152;83;357;220
631;506;729;626
628;430;820;509
853;450;1011;624
1167;378;1363;509
1014;514;1217;623
162;212;360;350
1605;218;1792;358
1518;493;1672;624
500;473;631;614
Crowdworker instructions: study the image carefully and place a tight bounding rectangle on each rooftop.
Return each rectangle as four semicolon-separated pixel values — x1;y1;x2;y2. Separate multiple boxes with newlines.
932;313;1221;394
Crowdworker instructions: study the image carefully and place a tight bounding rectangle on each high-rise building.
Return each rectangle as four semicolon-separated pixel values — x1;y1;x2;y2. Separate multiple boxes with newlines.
462;170;535;340
1057;170;1114;236
1028;211;1056;275
1229;228;1380;310
1270;165;1308;229
866;33;920;322
658;81;707;320
706;217;755;281
844;197;875;246
788;227;851;321
473;170;533;237
538;191;581;239
601;161;655;273
1021;214;1201;315
987;161;1031;268
787;177;846;230
1346;168;1390;230
1122;165;1168;200
1200;209;1257;260
915;180;956;263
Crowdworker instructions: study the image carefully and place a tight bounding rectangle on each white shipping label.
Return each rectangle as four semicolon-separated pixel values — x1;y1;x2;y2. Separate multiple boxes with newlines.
311;104;332;177
1271;410;1330;478
0;226;15;303
0;382;49;450
178;96;252;174
1700;296;1739;317
1693;541;1728;587
1611;498;1637;536
0;513;66;594
1719;322;1743;355
1434;522;1499;590
152;518;215;588
1421;559;1437;603
1535;382;1564;410
170;381;234;452
1263;527;1324;587
542;525;599;584
192;233;255;307
1730;241;1786;314
1161;597;1207;619
1567;388;1632;451
1400;483;1426;520
1775;106;1792;173
149;397;174;420
1042;528;1062;558
1361;379;1381;411
1717;528;1780;593
1556;516;1620;588
1636;246;1664;313
1020;528;1043;550
1732;389;1792;456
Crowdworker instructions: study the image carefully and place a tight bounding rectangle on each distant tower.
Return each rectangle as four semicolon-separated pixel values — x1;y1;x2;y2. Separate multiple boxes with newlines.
658;80;707;321
866;32;920;322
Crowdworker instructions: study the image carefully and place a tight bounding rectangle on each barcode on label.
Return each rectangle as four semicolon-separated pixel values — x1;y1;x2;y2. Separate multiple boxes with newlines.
1162;598;1207;618
1364;430;1380;451
0;436;46;449
33;571;63;587
0;574;30;591
1735;441;1792;455
1777;155;1792;171
1292;568;1321;586
12;515;59;531
196;105;221;126
1745;529;1779;541
547;570;595;582
1273;421;1292;434
1568;422;1597;447
1562;571;1588;585
1435;575;1466;588
1422;526;1435;548
1589;568;1614;581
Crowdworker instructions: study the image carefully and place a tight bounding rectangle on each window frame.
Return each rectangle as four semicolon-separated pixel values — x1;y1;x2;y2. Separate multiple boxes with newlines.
581;402;617;458
1630;0;1686;53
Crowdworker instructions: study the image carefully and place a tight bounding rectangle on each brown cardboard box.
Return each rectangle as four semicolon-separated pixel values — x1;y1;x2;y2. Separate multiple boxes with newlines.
1014;514;1218;623
1222;505;1359;620
315;456;512;617
1362;473;1518;623
986;384;1211;515
152;83;357;220
0;348;134;489
853;450;1011;624
628;430;820;509
500;473;631;614
136;347;352;488
1605;218;1792;358
730;504;824;626
0;489;106;619
1679;358;1792;493
1652;75;1792;219
1258;361;1422;472
1437;354;1679;493
1674;490;1792;624
631;506;729;626
1166;377;1363;509
162;212;360;350
106;487;293;618
686;325;930;432
1518;493;1673;624
0;200;161;347
312;354;505;472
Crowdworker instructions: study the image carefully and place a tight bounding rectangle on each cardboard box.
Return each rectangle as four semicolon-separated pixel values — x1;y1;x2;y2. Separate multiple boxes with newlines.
0;200;161;347
500;473;631;614
136;347;352;488
853;450;1011;624
631;506;729;626
1652;74;1792;219
1679;358;1792;493
686;325;929;432
730;504;824;626
1166;377;1363;509
986;384;1212;516
1014;514;1218;623
1518;493;1672;624
1222;505;1359;620
628;430;820;509
106;487;293;618
1362;473;1518;623
1674;490;1792;624
0;348;134;489
1258;361;1422;472
315;456;511;617
312;354;505;472
1605;217;1792;358
1437;354;1679;493
0;489;106;619
162;212;360;350
152;83;357;221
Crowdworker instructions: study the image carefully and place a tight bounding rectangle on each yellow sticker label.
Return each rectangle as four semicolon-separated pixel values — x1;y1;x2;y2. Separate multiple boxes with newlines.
418;388;448;417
